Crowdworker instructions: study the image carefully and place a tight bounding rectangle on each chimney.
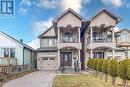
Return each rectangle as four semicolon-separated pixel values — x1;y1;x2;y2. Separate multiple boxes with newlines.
20;39;23;43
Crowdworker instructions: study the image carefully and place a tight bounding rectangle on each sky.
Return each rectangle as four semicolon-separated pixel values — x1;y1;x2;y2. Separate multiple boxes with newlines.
0;0;130;49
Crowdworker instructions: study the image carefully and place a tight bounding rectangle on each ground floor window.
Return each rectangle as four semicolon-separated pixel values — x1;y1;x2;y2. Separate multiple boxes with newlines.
3;48;15;58
93;52;104;58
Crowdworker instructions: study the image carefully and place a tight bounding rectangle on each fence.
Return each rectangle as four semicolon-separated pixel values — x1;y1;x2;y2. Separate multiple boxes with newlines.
0;58;17;65
0;65;31;75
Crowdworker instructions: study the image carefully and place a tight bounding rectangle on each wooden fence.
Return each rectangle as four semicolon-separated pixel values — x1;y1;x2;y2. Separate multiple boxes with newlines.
0;58;17;65
0;65;32;81
0;65;31;74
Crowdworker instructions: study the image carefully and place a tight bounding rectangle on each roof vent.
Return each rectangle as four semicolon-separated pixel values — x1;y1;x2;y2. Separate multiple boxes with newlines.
20;39;23;43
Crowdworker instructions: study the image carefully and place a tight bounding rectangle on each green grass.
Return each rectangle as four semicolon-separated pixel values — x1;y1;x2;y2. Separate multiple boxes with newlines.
52;74;124;87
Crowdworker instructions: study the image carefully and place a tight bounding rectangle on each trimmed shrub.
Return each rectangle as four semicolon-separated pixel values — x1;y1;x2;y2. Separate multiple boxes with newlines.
118;59;130;87
97;59;103;72
102;59;109;82
127;64;130;80
92;59;99;77
87;59;92;68
90;59;95;69
108;59;119;86
92;59;99;71
97;59;104;79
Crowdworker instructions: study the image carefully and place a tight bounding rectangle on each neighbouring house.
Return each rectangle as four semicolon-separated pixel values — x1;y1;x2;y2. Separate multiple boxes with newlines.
37;8;130;70
83;9;127;68
0;31;37;68
116;29;130;58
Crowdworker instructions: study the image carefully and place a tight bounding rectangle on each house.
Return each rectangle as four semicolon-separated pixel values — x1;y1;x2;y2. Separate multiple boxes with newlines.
37;8;130;70
116;29;130;58
0;31;36;68
83;9;127;67
37;8;84;70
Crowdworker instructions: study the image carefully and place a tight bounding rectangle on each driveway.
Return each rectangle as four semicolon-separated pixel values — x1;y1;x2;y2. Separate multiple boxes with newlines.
3;71;56;87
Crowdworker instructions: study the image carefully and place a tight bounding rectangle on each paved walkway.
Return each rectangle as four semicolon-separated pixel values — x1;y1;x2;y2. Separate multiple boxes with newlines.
3;71;56;87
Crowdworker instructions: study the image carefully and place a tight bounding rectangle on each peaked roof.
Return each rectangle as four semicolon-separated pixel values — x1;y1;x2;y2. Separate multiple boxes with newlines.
0;31;34;50
38;26;56;38
53;8;85;22
89;9;122;23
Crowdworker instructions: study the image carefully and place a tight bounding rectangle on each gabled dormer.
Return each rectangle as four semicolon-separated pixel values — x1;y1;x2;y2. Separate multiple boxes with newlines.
38;26;57;48
38;26;56;38
53;8;85;28
89;9;122;27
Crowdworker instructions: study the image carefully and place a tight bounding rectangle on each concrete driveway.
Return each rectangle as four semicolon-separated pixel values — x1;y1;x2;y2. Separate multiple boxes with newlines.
3;71;56;87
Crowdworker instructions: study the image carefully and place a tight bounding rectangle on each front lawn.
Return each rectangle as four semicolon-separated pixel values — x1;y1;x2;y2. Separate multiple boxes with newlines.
52;74;124;87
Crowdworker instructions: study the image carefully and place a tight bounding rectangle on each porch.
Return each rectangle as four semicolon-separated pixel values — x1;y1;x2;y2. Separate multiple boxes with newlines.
58;47;81;72
87;46;115;59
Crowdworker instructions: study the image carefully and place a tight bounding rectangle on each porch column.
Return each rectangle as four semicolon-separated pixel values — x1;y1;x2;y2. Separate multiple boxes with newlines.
58;49;60;67
58;28;60;43
90;49;93;58
90;27;93;43
78;50;81;70
78;27;80;42
112;49;115;59
112;28;115;43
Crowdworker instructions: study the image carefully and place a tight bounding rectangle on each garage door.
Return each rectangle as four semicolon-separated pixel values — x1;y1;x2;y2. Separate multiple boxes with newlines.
41;57;57;70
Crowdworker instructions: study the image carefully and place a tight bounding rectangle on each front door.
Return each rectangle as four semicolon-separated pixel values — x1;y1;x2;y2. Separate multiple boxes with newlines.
61;52;72;66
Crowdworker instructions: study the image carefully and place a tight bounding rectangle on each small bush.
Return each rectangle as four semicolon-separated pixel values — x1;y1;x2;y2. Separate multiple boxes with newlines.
90;59;95;69
97;59;103;72
92;59;99;71
108;59;119;86
87;59;91;68
127;64;130;80
102;59;109;82
108;59;118;77
102;59;109;74
118;59;130;87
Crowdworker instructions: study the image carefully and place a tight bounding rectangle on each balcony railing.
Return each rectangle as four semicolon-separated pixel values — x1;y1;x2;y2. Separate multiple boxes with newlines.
93;39;112;43
0;57;17;65
60;37;78;43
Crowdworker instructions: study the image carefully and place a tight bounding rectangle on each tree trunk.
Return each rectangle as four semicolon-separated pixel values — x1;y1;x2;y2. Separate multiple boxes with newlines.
105;74;108;82
122;79;127;87
95;71;98;78
100;72;103;80
112;77;116;86
126;80;129;87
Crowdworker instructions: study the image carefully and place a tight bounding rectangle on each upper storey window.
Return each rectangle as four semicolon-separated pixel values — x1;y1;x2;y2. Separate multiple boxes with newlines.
63;32;73;43
41;38;57;47
122;32;129;42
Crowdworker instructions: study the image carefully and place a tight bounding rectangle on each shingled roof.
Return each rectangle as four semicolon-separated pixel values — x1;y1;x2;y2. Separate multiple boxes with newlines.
0;31;34;50
89;9;122;23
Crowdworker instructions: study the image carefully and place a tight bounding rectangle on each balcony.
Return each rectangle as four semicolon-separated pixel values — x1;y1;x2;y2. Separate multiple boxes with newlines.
60;36;78;43
57;34;82;49
0;58;17;65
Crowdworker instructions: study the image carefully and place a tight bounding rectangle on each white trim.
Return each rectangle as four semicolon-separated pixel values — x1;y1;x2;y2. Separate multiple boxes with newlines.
0;32;23;47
